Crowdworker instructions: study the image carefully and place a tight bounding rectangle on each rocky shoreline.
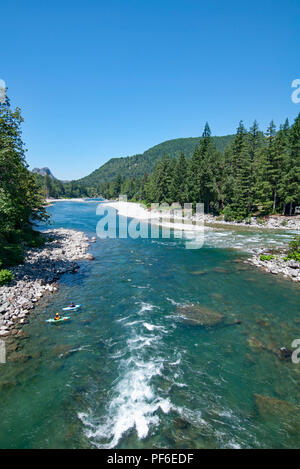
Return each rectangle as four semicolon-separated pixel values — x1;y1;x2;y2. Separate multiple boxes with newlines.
0;229;93;338
247;250;300;283
202;214;300;231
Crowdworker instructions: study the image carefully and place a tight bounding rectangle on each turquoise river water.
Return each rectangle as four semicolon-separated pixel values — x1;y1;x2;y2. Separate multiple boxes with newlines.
0;200;299;449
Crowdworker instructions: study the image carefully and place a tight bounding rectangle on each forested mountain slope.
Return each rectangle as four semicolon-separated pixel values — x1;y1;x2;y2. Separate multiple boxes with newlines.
77;134;234;186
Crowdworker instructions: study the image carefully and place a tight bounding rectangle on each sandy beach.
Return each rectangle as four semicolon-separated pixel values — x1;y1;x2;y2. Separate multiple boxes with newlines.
46;198;88;203
103;200;207;232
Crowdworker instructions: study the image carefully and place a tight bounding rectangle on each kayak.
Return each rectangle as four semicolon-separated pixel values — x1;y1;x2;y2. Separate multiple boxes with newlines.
62;304;81;311
46;316;70;323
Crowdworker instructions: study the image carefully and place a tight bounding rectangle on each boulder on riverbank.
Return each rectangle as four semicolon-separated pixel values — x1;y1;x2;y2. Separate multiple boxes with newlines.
202;214;300;231
247;251;300;283
0;228;90;338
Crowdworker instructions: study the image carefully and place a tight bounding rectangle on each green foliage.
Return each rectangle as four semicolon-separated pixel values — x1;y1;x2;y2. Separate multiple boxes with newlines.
0;243;24;266
0;94;48;268
35;113;300;223
0;269;14;285
284;252;300;262
260;254;274;261
222;206;235;222
283;235;300;261
76;135;235;188
288;235;300;252
22;230;46;248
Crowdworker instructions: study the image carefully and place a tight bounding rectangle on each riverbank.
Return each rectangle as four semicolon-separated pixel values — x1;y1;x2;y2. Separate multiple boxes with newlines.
104;200;299;282
104;200;209;232
46;198;87;203
247;251;300;283
203;213;300;231
104;200;300;231
0;229;91;338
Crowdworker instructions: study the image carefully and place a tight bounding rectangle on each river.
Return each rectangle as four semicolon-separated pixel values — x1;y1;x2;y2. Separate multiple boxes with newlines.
0;200;299;449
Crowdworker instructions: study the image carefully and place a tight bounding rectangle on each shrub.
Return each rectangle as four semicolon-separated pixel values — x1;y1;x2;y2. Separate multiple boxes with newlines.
0;269;14;286
22;230;45;248
223;206;235;222
284;235;300;262
285;251;300;262
260;254;274;261
0;244;24;267
288;235;300;253
234;215;245;223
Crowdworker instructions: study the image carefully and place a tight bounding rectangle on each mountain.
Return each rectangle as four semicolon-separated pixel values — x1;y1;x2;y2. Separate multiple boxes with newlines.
77;134;234;186
32;167;56;179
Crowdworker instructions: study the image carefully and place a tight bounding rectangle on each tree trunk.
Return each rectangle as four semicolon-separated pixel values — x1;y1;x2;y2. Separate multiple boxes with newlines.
289;201;293;216
282;203;286;216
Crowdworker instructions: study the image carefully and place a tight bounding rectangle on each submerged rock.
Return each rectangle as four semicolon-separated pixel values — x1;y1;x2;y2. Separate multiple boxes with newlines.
212;267;229;274
174;417;191;430
247;336;265;350
176;304;224;326
254;394;300;434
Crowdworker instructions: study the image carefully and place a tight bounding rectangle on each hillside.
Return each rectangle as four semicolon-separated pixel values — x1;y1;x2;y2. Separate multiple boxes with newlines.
77;134;234;186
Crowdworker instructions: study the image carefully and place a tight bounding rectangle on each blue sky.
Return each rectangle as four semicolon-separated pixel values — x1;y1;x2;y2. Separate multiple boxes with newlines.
1;0;300;179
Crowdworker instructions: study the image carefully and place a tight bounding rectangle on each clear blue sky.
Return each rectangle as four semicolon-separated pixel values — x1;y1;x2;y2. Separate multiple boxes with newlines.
1;0;300;179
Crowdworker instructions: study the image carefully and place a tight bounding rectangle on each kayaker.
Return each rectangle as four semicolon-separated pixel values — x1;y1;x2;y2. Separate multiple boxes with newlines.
54;313;61;321
69;302;75;308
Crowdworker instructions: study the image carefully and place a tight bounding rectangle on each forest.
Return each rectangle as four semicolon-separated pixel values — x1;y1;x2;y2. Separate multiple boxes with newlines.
99;116;300;220
0;95;47;274
41;115;300;220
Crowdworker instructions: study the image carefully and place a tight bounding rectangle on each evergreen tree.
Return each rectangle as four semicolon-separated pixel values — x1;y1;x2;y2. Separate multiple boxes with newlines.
227;121;252;219
174;153;189;206
282;114;300;215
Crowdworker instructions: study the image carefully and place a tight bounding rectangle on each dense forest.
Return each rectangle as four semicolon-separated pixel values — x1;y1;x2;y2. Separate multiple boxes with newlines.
76;134;234;186
37;134;235;199
41;115;300;220
0;90;299;284
0;94;47;278
99;117;300;220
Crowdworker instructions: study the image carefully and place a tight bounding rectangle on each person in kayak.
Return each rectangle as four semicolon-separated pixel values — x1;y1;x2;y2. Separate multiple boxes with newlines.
69;302;75;308
54;313;61;321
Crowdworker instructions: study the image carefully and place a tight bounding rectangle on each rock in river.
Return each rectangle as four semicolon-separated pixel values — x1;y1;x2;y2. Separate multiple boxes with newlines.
254;394;300;434
176;304;224;326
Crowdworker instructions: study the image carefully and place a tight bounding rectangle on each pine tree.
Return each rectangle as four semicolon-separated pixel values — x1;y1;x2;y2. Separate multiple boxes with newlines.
282;114;300;215
227;121;252;219
174;153;189;206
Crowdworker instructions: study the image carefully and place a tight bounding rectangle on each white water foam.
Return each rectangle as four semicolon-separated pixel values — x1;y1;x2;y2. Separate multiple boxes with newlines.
79;358;173;448
79;301;174;448
142;322;167;333
135;302;157;314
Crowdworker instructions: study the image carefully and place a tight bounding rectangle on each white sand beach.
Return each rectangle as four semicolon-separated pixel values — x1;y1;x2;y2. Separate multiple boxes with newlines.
103;200;206;232
46;198;87;203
